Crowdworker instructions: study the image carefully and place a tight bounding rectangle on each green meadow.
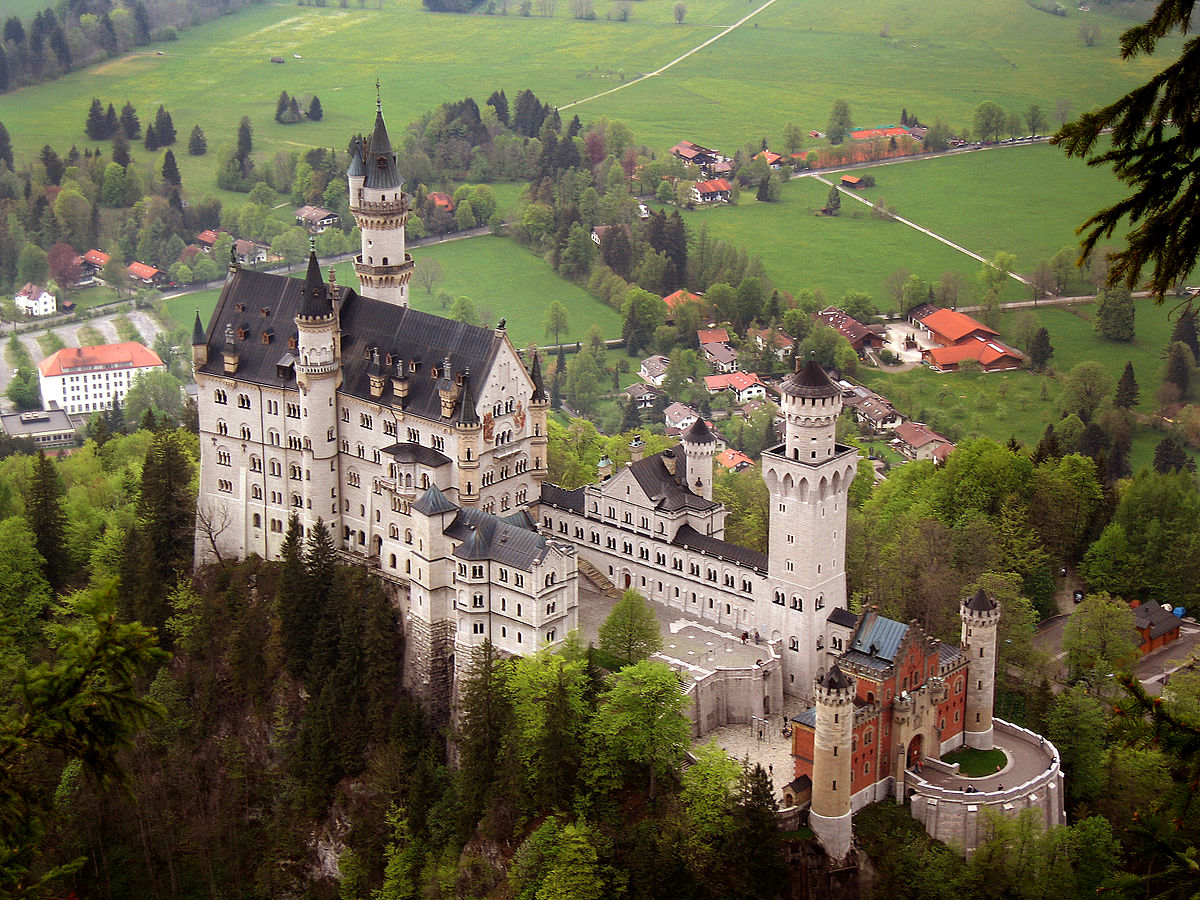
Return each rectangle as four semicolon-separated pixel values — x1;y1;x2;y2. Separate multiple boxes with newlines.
164;235;622;349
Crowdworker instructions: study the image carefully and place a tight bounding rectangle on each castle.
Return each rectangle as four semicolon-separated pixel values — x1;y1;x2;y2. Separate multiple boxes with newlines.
194;94;1061;856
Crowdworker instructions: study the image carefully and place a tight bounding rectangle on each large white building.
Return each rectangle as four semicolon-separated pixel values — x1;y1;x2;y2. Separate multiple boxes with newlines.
195;94;858;721
15;283;55;317
39;341;164;416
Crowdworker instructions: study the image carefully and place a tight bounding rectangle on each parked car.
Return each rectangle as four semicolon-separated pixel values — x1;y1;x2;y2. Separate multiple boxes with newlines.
1073;589;1085;603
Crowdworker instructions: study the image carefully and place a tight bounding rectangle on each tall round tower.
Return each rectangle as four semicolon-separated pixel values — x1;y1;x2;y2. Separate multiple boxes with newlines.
294;249;342;537
960;588;1001;750
680;417;717;500
780;357;842;463
348;93;414;308
810;663;856;861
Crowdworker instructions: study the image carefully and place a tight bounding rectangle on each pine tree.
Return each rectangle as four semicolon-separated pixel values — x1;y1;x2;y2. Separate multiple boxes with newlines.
1115;360;1139;408
160;149;181;188
154;105;175;145
486;88;509;126
103;102;118;139
1171;310;1200;363
143;122;159;151
756;177;771;201
1153;435;1196;474
119;101;140;139
621;398;641;432
131;0;150;44
303;518;342;685
1029;326;1054;370
187;124;206;156
825;183;841;215
307;95;322;121
276;514;311;677
25;450;68;591
112;133;131;168
85;98;106;139
287;95;300;122
1031;423;1062;464
0;45;9;94
1164;341;1193;397
236;116;252;160
456;640;514;829
275;90;290;123
0;122;9;175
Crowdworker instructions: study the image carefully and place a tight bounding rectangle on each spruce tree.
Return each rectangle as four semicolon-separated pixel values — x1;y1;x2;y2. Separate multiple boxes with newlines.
457;640;513;829
160;149;180;187
112;133;131;168
1171;310;1200;363
1165;341;1193;398
0;121;12;171
275;91;290;123
236;116;253;161
303;518;342;685
85;98;106;139
131;0;150;43
621;398;641;432
1031;423;1062;464
277;514;311;677
307;95;322;121
0;46;9;94
1115;361;1139;408
143;122;159;151
287;95;300;123
1154;434;1196;474
187;124;206;156
1029;326;1054;370
154;105;175;145
25;450;68;591
119;101;140;139
825;183;841;215
103;103;118;139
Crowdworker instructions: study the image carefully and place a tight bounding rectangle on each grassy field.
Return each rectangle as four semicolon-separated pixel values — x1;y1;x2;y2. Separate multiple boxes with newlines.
0;0;1178;214
858;298;1196;473
853;143;1128;287
165;235;622;348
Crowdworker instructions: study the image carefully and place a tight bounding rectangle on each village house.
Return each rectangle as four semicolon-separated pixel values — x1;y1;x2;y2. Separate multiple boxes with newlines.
747;326;795;360
39;341;165;416
662;289;703;319
663;401;702;433
840;175;863;189
703;342;739;374
913;307;1024;372
893;421;954;462
234;239;270;266
14;283;56;317
817;307;886;357
0;408;77;449
755;150;784;169
622;382;665;411
1132;601;1181;655
79;250;111;285
692;178;733;204
670;140;720;169
704;371;768;403
126;262;163;286
639;354;670;386
715;447;754;472
195;230;220;251
591;223;631;246
842;384;903;433
295;205;340;233
428;192;455;213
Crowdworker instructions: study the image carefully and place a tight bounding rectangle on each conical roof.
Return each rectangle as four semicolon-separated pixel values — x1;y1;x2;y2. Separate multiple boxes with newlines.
682;416;716;445
192;309;206;345
298;249;332;319
458;368;479;426
818;662;853;691
529;352;546;403
364;99;403;190
347;135;366;177
781;358;839;399
965;588;999;612
413;483;457;516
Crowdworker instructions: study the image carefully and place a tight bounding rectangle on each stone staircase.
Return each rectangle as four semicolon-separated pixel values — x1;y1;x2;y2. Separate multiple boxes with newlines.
577;557;621;600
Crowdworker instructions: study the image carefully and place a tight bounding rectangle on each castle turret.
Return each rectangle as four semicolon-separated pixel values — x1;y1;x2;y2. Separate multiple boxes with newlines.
192;310;207;369
960;588;1001;750
760;357;858;695
528;351;549;482
349;90;414;307
680;417;716;500
456;368;481;504
294;248;342;536
810;663;856;861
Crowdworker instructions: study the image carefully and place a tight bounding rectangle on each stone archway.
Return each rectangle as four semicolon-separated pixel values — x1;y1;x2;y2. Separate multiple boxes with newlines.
908;733;924;769
623;572;632;589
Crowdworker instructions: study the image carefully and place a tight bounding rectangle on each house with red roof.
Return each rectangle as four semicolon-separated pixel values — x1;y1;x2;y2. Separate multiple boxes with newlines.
850;126;912;141
14;284;56;317
715;448;754;472
893;422;954;462
38;341;165;415
295;205;340;233
755;150;784;169
195;230;220;250
697;328;730;346
126;262;162;285
670;140;720;167
840;174;863;189
692;178;732;204
428;192;455;213
817;307;886;356
81;249;111;277
663;289;702;314
747;326;794;360
918;308;997;348
922;338;1024;373
704;371;767;403
1132;601;1181;654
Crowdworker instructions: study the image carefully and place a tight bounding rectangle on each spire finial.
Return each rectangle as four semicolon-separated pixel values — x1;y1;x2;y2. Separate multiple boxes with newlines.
375;78;381;112
308;235;316;255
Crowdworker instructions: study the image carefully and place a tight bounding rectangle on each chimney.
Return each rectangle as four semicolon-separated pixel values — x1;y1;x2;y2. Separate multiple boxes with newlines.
222;323;239;375
392;361;409;408
368;348;386;399
661;447;677;476
597;455;613;480
629;435;645;463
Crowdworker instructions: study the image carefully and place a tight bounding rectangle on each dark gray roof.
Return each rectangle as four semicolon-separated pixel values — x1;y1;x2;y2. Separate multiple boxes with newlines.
192;310;206;345
447;505;549;570
828;607;859;629
1134;603;1179;640
682;417;717;445
938;642;962;667
363;103;403;190
529;352;546;404
412;484;457;516
382;442;451;467
298;250;332;319
780;359;839;399
540;483;585;514
199;267;502;422
965;588;999;612
792;707;817;727
347;135;366;177
817;662;853;691
849;612;908;664
628;452;720;513
458;369;479;426
672;524;767;572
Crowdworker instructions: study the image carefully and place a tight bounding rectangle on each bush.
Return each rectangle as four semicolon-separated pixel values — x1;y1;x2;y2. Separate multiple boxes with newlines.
151;27;178;41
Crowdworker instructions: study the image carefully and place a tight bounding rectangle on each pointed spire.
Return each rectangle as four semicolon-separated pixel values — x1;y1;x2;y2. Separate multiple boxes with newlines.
781;355;839;399
364;89;403;190
298;243;332;319
529;351;546;403
458;368;479;426
682;416;716;445
347;134;366;178
192;309;206;345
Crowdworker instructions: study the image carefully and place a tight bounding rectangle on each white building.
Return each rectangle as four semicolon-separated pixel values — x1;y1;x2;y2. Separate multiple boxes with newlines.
38;341;164;415
15;284;55;317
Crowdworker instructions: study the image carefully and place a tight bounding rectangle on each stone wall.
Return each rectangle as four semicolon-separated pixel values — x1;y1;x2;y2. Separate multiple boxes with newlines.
908;719;1064;855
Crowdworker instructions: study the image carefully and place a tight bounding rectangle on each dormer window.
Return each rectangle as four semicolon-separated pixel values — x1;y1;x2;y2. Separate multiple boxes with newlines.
236;327;248;341
376;155;387;168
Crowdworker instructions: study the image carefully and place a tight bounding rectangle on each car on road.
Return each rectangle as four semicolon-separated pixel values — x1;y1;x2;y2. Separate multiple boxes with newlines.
1073;589;1086;603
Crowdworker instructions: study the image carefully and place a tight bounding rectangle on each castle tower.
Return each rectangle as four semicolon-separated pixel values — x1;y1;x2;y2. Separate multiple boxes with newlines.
680;417;716;500
191;310;207;370
528;351;549;481
960;588;1001;750
294;248;343;537
348;91;414;308
810;663;856;861
760;359;857;694
455;368;482;504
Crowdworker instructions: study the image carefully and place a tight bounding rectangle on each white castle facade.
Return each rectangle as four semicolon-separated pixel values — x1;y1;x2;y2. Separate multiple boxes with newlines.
194;97;859;719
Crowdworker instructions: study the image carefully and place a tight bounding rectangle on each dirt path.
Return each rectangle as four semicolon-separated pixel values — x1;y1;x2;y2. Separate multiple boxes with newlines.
559;0;783;112
808;174;1031;286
